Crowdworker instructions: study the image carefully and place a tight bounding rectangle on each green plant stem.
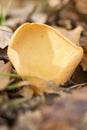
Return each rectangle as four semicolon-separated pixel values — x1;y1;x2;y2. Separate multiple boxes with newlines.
4;0;13;19
0;0;13;26
3;98;28;107
6;83;18;90
0;71;35;78
0;1;4;26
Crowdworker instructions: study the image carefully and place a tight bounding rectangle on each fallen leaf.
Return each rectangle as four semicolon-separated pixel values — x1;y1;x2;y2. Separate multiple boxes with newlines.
13;110;42;130
40;120;76;130
75;0;87;14
54;25;87;73
81;55;87;71
0;26;13;49
80;39;87;71
11;86;87;130
53;25;83;46
20;86;34;99
5;4;35;30
38;86;87;130
31;13;47;24
6;80;34;99
48;0;69;8
0;61;12;91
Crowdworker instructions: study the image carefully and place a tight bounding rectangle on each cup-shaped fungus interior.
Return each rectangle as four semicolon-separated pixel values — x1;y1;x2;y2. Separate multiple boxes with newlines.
8;23;83;85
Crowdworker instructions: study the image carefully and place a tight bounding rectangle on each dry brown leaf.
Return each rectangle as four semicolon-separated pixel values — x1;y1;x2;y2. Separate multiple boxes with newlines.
53;0;69;10
0;26;13;49
13;80;34;98
5;4;35;30
30;0;70;24
38;87;87;130
31;13;47;24
0;61;12;91
13;110;42;130
80;40;87;71
53;25;83;46
81;55;87;71
40;120;76;130
54;26;87;73
20;86;34;99
12;86;87;130
75;0;87;14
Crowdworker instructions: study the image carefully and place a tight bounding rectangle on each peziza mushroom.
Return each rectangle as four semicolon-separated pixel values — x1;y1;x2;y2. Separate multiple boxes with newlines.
7;23;83;93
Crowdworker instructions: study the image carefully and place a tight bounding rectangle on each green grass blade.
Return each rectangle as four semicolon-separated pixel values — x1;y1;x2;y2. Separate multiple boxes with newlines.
0;0;13;26
3;98;28;107
6;83;18;90
0;71;21;77
0;71;35;78
4;0;13;19
0;1;4;26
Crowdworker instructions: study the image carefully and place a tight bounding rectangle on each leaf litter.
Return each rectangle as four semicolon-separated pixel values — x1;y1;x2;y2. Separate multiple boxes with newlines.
0;0;87;130
0;61;12;91
0;26;13;49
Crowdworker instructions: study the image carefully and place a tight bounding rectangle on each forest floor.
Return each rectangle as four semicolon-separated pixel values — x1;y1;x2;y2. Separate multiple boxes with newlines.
0;0;87;130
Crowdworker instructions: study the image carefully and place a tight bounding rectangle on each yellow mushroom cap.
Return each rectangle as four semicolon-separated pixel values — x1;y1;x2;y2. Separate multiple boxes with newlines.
7;23;83;87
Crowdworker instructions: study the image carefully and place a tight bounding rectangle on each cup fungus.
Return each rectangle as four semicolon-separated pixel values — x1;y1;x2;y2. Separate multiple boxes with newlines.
8;23;83;89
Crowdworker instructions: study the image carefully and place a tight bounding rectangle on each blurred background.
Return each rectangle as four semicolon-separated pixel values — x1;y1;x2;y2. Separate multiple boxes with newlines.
0;0;87;30
0;1;87;130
